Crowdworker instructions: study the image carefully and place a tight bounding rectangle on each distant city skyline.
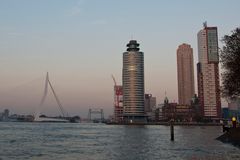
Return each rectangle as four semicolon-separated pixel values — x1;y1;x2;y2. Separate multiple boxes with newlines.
0;0;239;117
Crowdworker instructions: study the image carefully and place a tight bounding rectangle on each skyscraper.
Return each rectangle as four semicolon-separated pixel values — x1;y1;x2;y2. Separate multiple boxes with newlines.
197;23;221;119
177;43;195;105
122;40;145;122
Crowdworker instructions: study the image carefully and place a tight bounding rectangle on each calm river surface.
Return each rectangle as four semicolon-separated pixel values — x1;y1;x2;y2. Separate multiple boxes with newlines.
0;122;239;160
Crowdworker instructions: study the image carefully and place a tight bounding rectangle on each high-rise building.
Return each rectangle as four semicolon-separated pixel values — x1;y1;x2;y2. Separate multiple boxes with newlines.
177;43;195;105
122;40;145;122
197;23;221;119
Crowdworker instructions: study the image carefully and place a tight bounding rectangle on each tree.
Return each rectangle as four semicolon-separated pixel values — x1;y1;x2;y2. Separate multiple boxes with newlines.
220;27;240;100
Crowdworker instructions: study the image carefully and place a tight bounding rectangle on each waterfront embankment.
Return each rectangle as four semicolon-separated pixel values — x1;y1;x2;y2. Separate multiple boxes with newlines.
217;127;240;147
106;122;222;126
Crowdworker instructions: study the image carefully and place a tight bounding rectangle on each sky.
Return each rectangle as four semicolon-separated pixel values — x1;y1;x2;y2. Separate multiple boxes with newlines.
0;0;239;118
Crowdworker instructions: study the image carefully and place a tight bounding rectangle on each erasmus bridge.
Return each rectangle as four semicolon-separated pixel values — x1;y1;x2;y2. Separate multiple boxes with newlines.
38;72;104;123
0;72;105;123
34;72;70;122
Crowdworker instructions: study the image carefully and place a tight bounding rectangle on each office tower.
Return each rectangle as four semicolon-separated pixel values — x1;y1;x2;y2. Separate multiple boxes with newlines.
122;40;145;122
197;23;221;119
177;43;195;105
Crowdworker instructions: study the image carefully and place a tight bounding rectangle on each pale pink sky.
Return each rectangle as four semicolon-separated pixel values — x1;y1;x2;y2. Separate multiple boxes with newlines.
0;0;238;117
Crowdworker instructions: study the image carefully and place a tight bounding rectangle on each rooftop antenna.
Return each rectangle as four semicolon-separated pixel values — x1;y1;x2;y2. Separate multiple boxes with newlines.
203;21;207;28
164;90;169;104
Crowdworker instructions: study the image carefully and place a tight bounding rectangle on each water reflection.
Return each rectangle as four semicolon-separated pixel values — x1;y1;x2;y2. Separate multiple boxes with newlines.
115;125;150;160
0;123;239;160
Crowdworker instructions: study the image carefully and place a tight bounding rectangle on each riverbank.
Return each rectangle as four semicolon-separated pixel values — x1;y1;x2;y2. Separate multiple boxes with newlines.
217;127;240;147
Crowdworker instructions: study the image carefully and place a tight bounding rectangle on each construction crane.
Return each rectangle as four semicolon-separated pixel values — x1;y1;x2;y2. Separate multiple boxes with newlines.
111;74;120;107
111;75;117;86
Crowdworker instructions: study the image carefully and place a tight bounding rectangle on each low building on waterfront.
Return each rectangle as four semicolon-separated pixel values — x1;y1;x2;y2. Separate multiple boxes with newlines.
0;109;10;121
0;112;2;121
155;104;164;121
161;96;201;122
144;94;157;121
0;109;35;122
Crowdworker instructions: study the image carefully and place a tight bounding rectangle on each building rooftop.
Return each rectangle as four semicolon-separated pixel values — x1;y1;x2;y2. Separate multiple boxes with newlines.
126;40;140;52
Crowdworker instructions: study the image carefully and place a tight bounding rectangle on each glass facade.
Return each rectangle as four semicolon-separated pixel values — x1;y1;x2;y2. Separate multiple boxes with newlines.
207;28;219;62
122;40;145;119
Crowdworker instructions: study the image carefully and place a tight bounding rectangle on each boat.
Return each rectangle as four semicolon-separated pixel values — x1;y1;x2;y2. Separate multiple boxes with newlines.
34;116;69;123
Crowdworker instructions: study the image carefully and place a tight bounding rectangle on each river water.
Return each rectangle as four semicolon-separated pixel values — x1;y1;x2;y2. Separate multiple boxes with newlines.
0;122;239;160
